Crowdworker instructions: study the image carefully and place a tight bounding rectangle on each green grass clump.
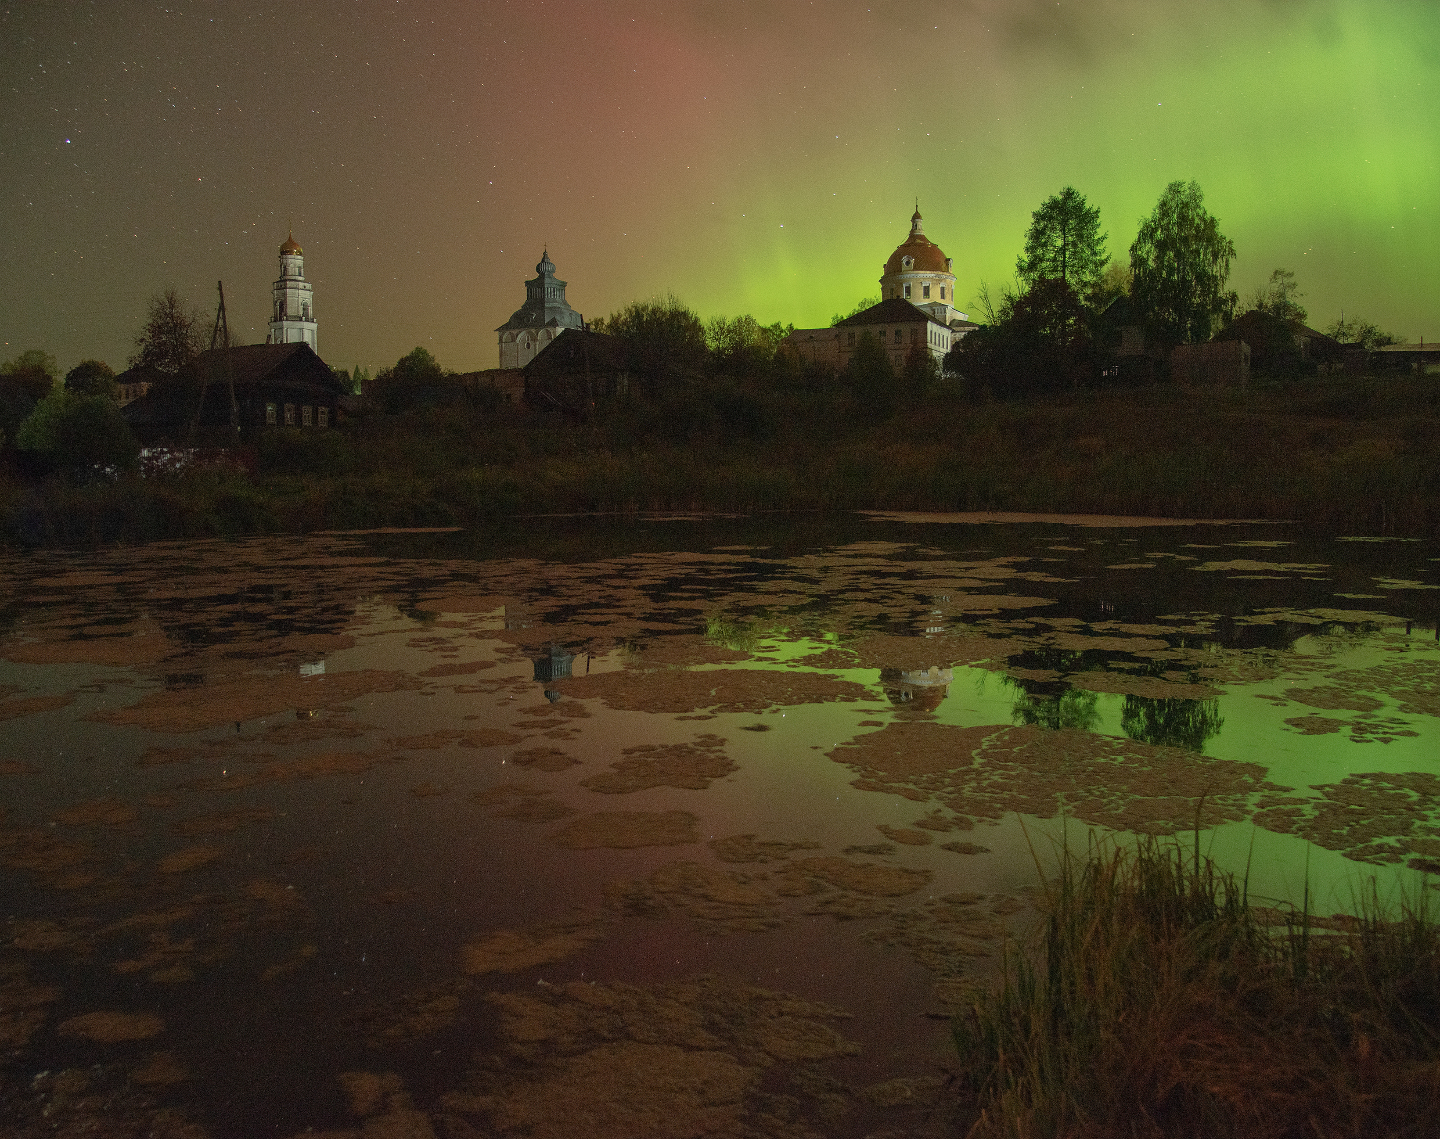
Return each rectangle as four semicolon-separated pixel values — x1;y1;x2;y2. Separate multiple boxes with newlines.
954;835;1440;1137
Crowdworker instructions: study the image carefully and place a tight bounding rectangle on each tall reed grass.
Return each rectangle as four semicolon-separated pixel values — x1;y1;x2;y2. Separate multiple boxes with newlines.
953;834;1440;1137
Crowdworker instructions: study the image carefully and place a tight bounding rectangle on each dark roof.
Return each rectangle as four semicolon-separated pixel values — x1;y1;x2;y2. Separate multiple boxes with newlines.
194;343;345;393
523;328;627;375
835;298;939;327
1099;295;1139;325
121;343;344;436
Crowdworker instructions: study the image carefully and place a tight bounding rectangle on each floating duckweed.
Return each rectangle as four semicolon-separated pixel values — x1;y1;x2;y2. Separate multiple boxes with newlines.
509;746;579;771
876;825;931;845
157;846;221;874
708;834;821;863
550;811;700;849
56;1010;165;1042
461;919;608;975
553;668;870;714
90;669;422;733
582;735;735;794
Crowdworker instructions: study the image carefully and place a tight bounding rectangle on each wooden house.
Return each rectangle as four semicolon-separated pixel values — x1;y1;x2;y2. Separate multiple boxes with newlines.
122;343;348;443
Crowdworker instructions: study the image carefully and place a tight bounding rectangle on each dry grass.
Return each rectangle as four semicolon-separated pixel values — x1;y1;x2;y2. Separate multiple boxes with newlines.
953;832;1440;1138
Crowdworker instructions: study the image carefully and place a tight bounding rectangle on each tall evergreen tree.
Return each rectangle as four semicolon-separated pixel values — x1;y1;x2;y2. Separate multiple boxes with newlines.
1016;187;1108;297
1129;181;1238;345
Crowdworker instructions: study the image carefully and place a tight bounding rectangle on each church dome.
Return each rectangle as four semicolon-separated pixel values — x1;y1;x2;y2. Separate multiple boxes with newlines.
280;232;302;255
882;210;950;276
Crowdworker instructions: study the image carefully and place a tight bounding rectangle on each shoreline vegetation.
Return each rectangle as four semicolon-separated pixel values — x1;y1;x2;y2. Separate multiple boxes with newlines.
954;835;1440;1137
3;372;1437;547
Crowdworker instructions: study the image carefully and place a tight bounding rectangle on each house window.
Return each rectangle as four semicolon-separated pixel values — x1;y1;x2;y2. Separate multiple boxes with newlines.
940;286;947;300
284;403;296;426
903;284;911;299
317;406;329;427
302;405;313;427
894;329;902;343
923;284;931;299
266;402;277;426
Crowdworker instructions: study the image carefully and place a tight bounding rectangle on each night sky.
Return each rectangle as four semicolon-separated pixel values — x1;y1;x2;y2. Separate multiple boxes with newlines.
3;0;1436;376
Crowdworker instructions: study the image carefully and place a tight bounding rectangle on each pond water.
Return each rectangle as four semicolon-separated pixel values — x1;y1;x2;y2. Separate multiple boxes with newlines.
1;513;1437;1138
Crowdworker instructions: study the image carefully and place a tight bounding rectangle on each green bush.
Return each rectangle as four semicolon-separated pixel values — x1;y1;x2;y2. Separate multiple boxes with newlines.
15;389;140;474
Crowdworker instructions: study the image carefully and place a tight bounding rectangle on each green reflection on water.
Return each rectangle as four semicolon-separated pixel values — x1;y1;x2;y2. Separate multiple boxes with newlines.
1121;695;1224;753
1010;686;1101;733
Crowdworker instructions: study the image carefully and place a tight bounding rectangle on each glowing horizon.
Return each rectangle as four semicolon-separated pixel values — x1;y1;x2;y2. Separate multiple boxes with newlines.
2;0;1435;375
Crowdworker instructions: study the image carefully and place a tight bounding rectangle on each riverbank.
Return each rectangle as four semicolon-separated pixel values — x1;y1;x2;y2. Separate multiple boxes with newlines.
4;373;1437;545
953;837;1440;1137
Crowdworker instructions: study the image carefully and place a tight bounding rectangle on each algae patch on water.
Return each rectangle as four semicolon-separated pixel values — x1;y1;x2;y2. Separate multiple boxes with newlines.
90;669;422;733
830;720;1267;834
441;975;860;1139
56;1010;165;1042
553;668;870;714
582;734;735;794
461;918;609;975
550;810;700;849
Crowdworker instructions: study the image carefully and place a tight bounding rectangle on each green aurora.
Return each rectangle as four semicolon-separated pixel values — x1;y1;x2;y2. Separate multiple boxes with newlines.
1;0;1435;372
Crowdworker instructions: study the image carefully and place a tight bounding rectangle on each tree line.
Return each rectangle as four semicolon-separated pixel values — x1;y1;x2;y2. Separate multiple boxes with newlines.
2;179;1409;481
950;179;1398;395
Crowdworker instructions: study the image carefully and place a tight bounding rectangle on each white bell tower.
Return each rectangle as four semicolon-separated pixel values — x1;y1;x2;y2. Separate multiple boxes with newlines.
267;231;317;352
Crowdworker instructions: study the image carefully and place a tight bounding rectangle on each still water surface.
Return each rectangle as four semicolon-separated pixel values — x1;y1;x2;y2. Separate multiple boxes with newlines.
1;514;1437;1137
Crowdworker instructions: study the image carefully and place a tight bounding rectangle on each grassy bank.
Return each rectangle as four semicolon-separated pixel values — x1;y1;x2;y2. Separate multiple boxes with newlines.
3;373;1438;545
953;836;1440;1137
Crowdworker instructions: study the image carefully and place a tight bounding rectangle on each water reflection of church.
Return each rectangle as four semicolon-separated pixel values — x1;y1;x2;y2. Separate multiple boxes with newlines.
880;666;953;712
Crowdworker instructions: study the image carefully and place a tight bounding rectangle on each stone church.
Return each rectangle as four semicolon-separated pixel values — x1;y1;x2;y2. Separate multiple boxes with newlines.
782;208;977;370
496;250;585;368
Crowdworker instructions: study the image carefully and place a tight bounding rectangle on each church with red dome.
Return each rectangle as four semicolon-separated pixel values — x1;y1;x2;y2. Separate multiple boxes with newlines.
782;207;978;371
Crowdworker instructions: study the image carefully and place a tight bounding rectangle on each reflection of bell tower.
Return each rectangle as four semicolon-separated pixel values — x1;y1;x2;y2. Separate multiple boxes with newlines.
267;232;317;352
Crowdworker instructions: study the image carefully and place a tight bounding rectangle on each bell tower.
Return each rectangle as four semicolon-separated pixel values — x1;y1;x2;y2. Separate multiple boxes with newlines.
267;231;317;352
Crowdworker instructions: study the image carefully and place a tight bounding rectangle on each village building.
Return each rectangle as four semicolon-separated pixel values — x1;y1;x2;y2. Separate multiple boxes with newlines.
496;251;585;368
781;207;976;370
834;297;956;371
267;232;318;352
121;343;348;442
523;328;630;415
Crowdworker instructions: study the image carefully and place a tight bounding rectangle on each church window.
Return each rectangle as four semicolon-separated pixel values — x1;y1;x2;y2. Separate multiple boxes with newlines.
903;284;911;299
940;286;947;300
923;284;931;299
266;403;277;426
284;403;296;426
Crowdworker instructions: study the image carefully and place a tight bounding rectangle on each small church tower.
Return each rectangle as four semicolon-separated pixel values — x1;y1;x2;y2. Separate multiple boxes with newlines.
268;232;317;353
496;250;584;368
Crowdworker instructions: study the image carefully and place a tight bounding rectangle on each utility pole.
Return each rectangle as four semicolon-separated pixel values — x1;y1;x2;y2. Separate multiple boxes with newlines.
194;280;240;439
